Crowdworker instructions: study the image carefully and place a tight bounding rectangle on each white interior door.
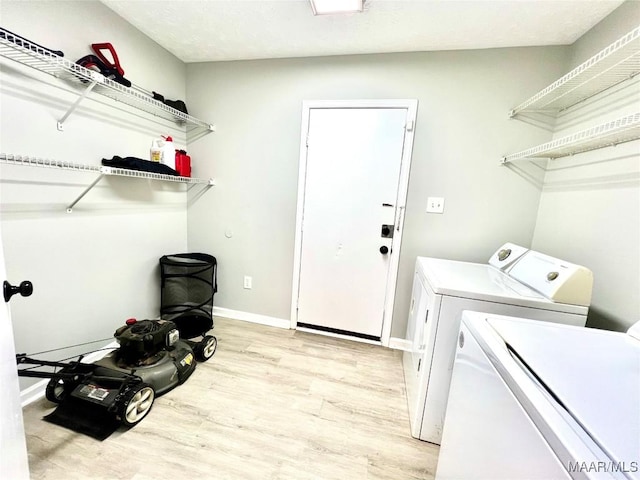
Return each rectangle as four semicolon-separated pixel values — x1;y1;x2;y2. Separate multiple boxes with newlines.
0;223;30;479
294;102;416;340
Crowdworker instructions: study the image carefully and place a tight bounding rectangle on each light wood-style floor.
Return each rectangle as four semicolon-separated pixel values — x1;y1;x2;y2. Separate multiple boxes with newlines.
22;317;439;479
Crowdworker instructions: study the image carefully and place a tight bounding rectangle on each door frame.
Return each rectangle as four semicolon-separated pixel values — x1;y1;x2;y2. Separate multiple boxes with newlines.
0;221;30;479
290;99;418;346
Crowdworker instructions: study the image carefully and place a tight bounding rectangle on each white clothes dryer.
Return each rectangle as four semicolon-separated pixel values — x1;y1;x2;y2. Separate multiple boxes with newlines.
403;244;593;444
436;311;640;480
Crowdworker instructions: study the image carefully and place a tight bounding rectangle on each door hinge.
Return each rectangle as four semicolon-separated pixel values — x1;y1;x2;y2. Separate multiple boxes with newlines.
405;120;414;132
306;134;309;147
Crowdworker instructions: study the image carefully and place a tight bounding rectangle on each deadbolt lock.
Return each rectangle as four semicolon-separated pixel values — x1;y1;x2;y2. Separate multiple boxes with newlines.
381;224;394;238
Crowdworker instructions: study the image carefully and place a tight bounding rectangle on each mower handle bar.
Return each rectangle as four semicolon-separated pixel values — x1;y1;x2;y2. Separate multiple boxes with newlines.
16;353;85;369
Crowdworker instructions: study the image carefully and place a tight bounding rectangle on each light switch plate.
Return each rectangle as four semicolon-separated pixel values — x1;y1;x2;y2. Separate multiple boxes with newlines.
426;197;445;214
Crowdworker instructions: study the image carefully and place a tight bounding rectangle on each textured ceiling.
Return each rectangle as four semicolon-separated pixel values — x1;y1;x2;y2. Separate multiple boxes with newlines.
100;0;626;63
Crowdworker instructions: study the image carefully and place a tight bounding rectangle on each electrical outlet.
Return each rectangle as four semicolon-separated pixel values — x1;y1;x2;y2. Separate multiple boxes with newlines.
243;276;252;289
426;197;445;214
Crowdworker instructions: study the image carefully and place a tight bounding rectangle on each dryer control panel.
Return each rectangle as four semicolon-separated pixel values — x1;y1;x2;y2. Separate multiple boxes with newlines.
488;243;529;272
509;251;593;306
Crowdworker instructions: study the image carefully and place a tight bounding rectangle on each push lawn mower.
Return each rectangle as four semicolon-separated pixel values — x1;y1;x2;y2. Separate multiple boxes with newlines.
16;253;217;438
17;317;216;434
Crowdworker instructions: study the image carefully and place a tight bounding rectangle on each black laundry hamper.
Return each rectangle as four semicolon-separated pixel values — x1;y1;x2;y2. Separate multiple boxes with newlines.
159;253;217;341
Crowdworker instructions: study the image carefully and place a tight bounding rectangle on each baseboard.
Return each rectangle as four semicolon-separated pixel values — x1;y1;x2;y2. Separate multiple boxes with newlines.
388;337;412;351
20;379;49;408
20;341;119;407
213;307;290;330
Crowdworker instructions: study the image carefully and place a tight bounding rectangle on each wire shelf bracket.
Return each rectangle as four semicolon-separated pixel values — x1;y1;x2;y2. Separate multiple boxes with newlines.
501;112;640;164
66;173;105;212
56;74;102;131
0;27;216;133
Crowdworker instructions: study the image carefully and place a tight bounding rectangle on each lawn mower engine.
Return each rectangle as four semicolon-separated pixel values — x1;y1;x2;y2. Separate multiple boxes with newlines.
116;318;180;362
94;319;196;395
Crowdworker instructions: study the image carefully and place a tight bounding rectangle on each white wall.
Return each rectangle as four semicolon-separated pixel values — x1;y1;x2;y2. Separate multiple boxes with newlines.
185;46;568;338
531;2;640;331
0;0;195;389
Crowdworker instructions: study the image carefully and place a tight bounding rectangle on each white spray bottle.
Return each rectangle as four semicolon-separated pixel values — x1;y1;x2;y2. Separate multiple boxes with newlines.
161;135;175;169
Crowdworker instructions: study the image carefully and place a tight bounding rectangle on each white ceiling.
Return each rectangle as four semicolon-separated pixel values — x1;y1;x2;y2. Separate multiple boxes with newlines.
100;0;626;63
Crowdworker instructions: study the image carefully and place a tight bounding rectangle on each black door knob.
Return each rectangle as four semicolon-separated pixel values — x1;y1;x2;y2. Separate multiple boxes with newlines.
379;246;389;255
3;280;33;303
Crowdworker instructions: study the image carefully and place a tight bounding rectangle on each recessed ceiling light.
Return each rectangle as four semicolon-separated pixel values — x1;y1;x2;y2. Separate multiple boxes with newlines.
309;0;364;15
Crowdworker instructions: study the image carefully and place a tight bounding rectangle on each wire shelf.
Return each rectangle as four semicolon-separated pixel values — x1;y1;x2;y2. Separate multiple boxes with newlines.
0;153;212;184
100;166;213;185
502;113;640;163
0;153;101;172
510;26;640;117
0;28;215;131
1;153;215;212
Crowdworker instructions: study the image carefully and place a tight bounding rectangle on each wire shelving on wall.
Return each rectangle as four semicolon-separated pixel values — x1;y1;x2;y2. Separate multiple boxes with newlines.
0;153;215;212
509;26;640;117
0;27;215;132
501;112;640;164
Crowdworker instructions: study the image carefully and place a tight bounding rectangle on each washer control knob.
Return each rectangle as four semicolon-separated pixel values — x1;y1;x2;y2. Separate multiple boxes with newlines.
547;271;559;281
498;248;512;261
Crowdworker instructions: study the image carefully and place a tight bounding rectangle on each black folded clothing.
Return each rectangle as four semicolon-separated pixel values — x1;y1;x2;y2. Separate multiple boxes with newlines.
152;92;189;115
102;156;179;176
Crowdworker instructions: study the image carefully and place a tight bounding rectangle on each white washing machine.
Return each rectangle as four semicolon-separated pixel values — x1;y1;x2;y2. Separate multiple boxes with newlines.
436;311;640;480
402;244;593;444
